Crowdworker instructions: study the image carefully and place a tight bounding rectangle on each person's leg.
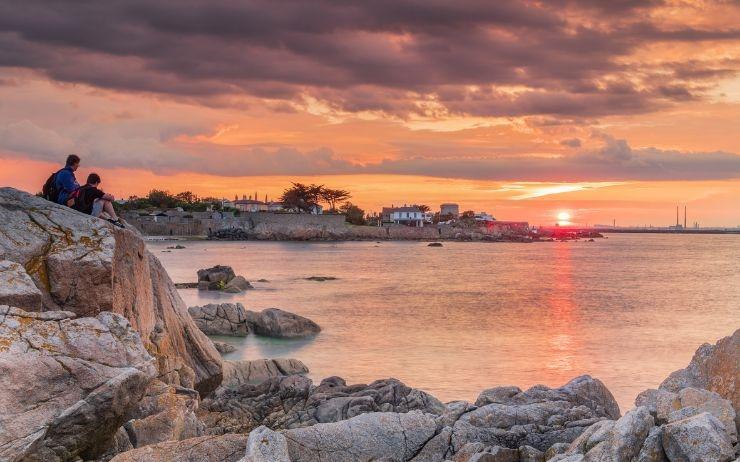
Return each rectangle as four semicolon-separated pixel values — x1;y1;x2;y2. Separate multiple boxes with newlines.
101;199;119;221
91;199;105;217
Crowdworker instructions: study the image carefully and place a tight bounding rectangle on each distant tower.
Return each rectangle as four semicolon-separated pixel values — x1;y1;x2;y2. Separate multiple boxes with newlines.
676;205;679;226
684;206;687;229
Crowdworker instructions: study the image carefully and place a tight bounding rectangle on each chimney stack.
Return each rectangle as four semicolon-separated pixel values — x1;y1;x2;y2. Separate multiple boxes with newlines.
684;205;687;229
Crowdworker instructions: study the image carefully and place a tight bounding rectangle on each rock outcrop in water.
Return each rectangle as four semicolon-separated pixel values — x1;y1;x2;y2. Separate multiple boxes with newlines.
189;302;251;336
189;303;321;339
246;307;321;338
0;187;222;394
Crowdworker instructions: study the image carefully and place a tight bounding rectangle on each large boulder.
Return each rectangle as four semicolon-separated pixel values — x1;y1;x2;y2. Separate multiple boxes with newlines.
0;188;223;395
119;380;205;450
662;412;735;462
246;308;321;338
199;375;445;435
221;358;309;387
189;303;250;336
0;306;156;461
197;265;236;290
242;411;438;462
451;375;620;452
109;433;247;462
660;328;739;433
555;407;655;462
0;259;42;311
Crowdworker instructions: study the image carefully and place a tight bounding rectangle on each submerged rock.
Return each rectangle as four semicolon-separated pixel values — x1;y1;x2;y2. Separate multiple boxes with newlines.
0;188;223;395
189;303;250;336
246;307;321;338
304;276;337;281
213;341;237;354
0;306;156;461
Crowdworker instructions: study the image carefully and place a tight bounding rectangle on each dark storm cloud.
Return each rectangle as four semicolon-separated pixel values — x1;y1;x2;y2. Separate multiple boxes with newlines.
0;0;738;117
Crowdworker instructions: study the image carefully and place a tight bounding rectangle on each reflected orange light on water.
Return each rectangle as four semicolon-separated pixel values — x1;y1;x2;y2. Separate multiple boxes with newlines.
542;242;582;383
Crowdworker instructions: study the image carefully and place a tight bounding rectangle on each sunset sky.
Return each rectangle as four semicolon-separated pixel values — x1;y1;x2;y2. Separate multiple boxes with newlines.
1;1;739;226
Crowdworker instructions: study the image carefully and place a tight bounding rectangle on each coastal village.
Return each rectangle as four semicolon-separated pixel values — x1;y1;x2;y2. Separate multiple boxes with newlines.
118;185;544;240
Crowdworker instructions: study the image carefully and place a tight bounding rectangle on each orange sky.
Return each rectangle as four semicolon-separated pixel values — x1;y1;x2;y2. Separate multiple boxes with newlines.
0;1;738;226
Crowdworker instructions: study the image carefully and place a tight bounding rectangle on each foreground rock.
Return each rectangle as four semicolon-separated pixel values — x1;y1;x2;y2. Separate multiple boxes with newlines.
0;259;42;311
0;188;222;394
0;306;156;461
246;308;321;338
660;327;739;435
117;380;205;450
234;376;620;461
189;303;250;336
199;375;445;435
221;358;309;387
246;411;437;462
109;434;246;462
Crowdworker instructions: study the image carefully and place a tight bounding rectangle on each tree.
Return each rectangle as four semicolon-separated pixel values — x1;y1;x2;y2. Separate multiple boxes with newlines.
414;204;430;213
340;202;366;225
321;188;351;212
460;210;475;219
280;183;323;213
175;191;197;205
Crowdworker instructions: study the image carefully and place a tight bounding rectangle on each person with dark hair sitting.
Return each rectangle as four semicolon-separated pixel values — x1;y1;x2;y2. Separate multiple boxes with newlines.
54;154;81;206
74;173;125;228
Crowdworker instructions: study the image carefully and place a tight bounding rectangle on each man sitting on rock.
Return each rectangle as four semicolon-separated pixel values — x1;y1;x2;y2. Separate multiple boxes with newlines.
54;154;81;206
73;173;125;228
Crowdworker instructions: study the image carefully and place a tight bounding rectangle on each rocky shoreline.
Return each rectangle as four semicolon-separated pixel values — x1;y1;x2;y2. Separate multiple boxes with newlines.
0;187;737;462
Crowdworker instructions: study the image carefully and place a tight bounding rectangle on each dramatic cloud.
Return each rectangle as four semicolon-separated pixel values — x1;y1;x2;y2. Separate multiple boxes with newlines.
1;0;738;117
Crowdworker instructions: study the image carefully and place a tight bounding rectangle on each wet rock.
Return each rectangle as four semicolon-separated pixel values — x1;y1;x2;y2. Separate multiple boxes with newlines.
0;188;223;395
428;242;443;247
662;412;735;462
305;276;337;281
197;265;236;290
246;308;321;338
189;303;250;336
214;341;237;354
221;358;309;387
223;275;253;293
0;306;156;461
199;375;444;435
109;434;246;462
0;259;42;311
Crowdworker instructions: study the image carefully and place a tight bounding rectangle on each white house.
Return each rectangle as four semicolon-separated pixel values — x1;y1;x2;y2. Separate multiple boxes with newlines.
475;212;495;222
384;206;425;227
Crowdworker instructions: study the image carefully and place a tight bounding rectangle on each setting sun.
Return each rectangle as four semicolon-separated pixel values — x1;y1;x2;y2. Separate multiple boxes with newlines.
557;212;571;222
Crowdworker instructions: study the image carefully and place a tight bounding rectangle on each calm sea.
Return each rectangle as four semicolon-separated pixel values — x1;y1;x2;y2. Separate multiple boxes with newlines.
149;234;740;412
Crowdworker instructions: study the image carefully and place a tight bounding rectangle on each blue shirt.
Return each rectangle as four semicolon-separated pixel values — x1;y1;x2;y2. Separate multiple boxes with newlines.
55;167;79;204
